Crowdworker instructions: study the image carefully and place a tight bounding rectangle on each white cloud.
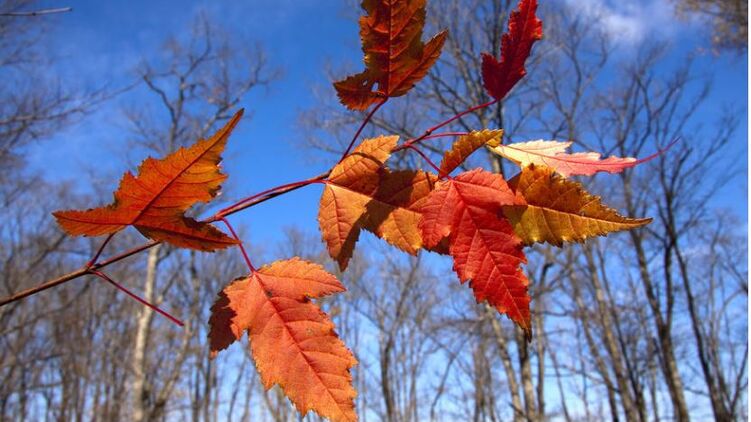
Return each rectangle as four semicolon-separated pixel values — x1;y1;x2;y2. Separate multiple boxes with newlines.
563;0;678;46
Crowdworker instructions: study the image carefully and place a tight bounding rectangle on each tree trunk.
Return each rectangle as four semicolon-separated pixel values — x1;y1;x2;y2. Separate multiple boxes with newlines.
130;245;160;422
582;247;642;421
516;330;537;422
487;307;524;422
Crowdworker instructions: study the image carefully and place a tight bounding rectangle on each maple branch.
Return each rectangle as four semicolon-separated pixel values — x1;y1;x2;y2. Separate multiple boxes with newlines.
1;96;502;310
0;267;88;307
0;96;503;309
214;172;329;219
0;93;507;310
220;217;256;272
7;93;506;310
337;98;388;163
0;173;329;308
90;270;184;327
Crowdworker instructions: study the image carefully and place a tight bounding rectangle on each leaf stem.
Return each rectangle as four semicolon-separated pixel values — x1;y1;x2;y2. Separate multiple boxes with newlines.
634;138;680;164
86;233;115;268
421;131;470;141
90;270;184;327
337;98;387;163
405;144;442;175
219;217;256;273
396;99;498;152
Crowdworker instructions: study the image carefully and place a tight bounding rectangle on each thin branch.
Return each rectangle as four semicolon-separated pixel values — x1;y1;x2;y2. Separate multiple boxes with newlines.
0;173;325;307
0;7;72;17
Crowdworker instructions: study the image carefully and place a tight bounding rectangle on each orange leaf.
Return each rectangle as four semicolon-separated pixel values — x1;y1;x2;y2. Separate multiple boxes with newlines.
439;130;503;176
504;165;652;245
53;111;244;251
208;258;357;422
419;169;532;333
490;139;638;177
318;135;438;270
319;135;397;270
334;0;448;110
362;170;438;252
482;0;543;101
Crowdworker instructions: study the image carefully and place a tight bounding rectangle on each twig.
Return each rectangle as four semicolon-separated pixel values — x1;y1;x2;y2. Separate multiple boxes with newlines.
0;7;72;17
0;173;324;307
395;99;499;152
216;173;328;218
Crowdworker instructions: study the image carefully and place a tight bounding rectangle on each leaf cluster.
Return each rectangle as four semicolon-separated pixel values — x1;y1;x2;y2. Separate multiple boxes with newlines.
46;1;656;421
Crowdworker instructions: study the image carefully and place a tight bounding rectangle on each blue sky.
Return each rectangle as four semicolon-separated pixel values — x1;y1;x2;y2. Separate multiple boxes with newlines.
24;0;748;248
26;0;361;247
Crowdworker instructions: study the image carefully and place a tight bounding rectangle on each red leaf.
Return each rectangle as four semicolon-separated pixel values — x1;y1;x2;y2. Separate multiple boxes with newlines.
53;111;244;251
209;258;357;422
334;0;448;110
481;0;543;101
419;169;532;332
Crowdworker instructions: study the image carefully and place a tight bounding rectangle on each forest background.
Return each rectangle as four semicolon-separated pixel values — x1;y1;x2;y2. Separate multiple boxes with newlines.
0;0;747;421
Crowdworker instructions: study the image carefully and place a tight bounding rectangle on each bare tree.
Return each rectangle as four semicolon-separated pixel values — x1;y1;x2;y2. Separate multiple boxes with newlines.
674;0;748;51
119;14;274;422
297;1;746;421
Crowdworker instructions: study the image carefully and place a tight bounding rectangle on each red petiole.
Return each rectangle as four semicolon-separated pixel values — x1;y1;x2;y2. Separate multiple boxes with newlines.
220;217;256;273
90;270;184;327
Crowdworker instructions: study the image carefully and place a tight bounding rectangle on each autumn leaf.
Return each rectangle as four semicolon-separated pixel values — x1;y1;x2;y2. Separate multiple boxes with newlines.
53;111;243;251
503;165;652;246
419;169;532;333
482;0;543;101
490;139;639;177
361;170;438;252
319;135;397;270
318;135;437;270
334;0;448;110
439;130;503;176
209;258;357;422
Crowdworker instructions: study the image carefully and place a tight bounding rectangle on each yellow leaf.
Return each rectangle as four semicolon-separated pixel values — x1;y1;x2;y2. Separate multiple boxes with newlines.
504;165;651;245
439;129;503;175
